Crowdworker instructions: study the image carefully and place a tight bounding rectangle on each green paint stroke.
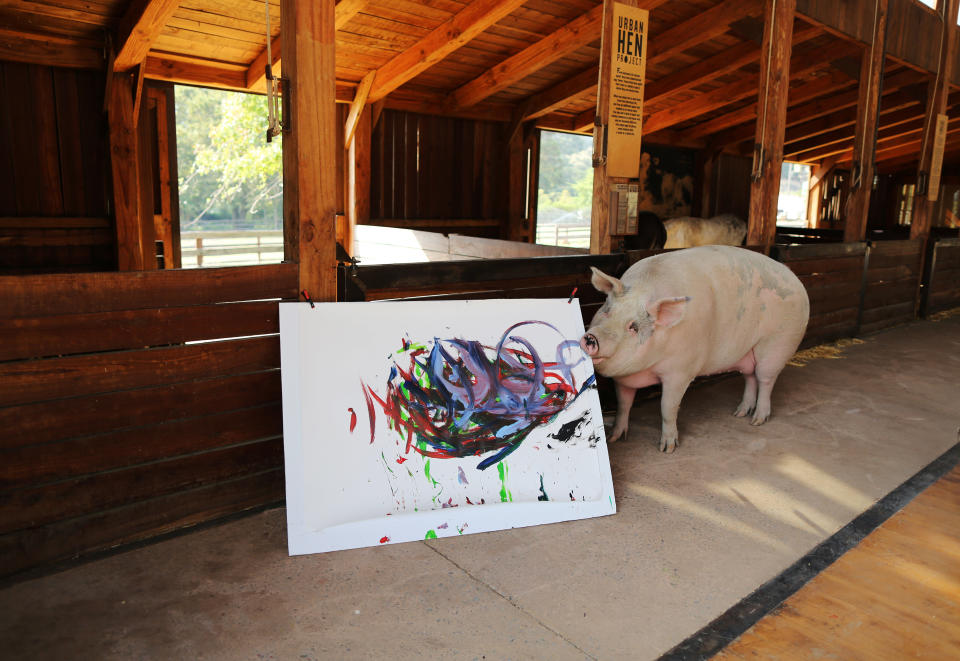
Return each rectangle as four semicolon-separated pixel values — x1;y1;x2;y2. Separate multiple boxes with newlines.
380;451;395;473
425;529;437;539
538;474;549;501
497;461;513;503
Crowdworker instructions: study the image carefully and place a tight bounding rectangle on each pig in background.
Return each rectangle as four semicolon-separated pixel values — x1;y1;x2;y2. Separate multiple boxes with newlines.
663;213;746;249
581;245;809;453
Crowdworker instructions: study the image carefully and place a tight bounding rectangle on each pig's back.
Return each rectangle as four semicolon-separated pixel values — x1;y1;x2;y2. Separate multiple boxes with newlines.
626;246;809;373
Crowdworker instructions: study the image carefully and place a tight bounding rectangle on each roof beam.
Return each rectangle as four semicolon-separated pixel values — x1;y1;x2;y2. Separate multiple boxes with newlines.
647;0;761;67
0;28;103;69
645;23;819;105
368;0;529;103
517;66;598;122
114;0;182;72
644;41;857;136
448;5;604;109
344;70;375;147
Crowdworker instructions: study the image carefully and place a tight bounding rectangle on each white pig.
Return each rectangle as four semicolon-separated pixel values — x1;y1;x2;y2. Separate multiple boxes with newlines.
580;245;809;452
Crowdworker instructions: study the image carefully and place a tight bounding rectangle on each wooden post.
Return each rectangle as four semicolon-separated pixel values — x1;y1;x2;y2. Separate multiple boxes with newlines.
746;0;796;249
910;0;959;241
507;126;531;242
347;106;371;256
844;0;888;243
108;71;155;270
590;0;644;255
282;0;338;300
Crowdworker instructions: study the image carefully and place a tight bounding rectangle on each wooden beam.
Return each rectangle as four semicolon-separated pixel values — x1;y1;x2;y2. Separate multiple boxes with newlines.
282;0;338;301
449;5;604;110
347;105;371;256
645;41;853;136
518;67;599;122
844;0;888;242
747;0;796;249
0;28;103;70
107;73;153;270
647;0;761;68
344;70;375;149
335;0;369;29
146;55;249;90
911;0;960;240
367;0;528;103
114;0;182;72
786;104;926;161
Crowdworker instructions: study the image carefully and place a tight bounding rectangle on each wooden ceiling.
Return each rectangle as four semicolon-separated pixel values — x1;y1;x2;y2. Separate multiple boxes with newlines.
1;0;959;170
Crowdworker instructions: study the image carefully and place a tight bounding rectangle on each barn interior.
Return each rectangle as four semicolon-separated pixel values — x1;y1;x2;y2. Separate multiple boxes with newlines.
1;0;959;657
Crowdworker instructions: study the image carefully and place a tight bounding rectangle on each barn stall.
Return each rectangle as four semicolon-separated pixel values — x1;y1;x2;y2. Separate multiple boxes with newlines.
1;0;959;657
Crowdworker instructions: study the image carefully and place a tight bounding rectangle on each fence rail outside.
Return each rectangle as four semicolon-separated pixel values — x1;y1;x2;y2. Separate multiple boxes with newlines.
535;223;591;248
181;230;284;268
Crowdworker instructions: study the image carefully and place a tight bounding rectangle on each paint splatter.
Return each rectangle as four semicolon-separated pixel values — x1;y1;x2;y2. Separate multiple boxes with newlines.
396;457;407;464
438;522;449;529
348;408;357;432
548;412;591;444
424;530;437;539
362;321;594;470
538;474;549;501
457;524;468;535
379;536;390;544
441;497;457;508
497;461;513;503
457;466;469;485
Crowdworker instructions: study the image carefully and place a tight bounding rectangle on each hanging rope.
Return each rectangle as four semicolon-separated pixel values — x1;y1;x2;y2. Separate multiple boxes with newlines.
265;0;282;142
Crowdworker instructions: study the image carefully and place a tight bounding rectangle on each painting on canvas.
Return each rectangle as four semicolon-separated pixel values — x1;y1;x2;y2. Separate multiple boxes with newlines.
280;299;615;555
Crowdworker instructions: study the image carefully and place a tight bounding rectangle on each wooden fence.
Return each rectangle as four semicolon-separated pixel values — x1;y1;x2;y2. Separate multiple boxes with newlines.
0;265;295;579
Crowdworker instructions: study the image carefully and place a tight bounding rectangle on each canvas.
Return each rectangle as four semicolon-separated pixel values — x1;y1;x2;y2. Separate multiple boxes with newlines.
279;299;615;555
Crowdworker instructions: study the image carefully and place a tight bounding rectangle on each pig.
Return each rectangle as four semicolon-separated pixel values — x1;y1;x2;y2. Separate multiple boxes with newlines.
663;213;746;249
580;245;809;452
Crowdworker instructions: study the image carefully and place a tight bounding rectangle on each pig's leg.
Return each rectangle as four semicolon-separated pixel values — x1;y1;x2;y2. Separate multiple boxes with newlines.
610;382;637;443
659;376;693;452
751;339;796;425
734;373;758;418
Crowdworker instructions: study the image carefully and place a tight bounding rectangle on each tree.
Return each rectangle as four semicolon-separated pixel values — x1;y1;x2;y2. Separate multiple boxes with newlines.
175;86;283;229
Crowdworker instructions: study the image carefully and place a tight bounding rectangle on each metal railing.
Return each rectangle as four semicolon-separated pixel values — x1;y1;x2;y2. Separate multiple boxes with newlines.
181;230;284;268
535;223;591;248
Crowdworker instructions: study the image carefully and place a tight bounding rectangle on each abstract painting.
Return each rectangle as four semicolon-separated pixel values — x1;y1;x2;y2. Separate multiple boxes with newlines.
280;299;615;555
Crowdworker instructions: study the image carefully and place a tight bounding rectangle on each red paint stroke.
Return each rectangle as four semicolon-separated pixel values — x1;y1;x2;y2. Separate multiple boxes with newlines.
465;497;474;505
362;385;377;444
348;408;357;432
379;536;390;544
396;457;407;464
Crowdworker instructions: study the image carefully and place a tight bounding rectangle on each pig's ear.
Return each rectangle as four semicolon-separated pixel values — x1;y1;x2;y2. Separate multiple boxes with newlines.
648;296;690;328
590;267;625;296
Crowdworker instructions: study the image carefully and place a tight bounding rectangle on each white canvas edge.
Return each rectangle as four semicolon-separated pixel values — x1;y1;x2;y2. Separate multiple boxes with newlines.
279;299;617;556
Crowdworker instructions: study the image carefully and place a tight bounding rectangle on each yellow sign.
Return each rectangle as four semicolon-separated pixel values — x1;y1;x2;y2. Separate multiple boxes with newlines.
606;3;648;178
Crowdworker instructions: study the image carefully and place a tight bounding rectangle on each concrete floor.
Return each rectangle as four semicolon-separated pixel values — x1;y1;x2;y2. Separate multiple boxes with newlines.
2;314;959;661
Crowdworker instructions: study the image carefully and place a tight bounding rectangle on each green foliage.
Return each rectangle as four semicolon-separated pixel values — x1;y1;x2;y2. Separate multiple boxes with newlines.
175;86;282;229
537;131;593;221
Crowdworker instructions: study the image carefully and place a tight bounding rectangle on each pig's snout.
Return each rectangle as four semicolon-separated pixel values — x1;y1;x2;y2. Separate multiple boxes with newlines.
580;333;599;356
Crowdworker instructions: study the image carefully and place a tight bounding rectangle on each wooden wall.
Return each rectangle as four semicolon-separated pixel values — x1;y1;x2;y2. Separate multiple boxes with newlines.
0;265;295;579
0;62;113;274
370;110;507;237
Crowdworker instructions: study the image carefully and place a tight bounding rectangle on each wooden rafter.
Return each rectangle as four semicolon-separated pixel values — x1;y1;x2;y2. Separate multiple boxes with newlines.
344;70;375;148
246;36;281;90
367;0;528;103
114;0;182;72
644;42;856;136
517;66;599;123
0;28;103;69
647;0;760;67
646;24;819;105
448;5;604;110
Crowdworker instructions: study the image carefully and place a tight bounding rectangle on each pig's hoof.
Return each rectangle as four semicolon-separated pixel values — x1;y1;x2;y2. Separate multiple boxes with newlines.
659;435;678;453
733;404;755;418
750;413;769;426
607;424;627;443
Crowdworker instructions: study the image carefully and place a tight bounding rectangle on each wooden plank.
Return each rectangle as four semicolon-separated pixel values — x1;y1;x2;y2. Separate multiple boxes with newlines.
368;0;529;102
0;370;281;450
775;241;867;261
861;279;919;309
0;403;282;490
0;469;284;579
449;4;604;110
0;439;282;535
0;28;103;70
115;0;186;71
647;0;760;68
0;263;297;319
145;55;249;91
0;335;280;406
282;0;338;300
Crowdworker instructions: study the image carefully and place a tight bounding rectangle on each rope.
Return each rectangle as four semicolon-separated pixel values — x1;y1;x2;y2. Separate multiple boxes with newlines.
752;0;778;181
265;0;282;142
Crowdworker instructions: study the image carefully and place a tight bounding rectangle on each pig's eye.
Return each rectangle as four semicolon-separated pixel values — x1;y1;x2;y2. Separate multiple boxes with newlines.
627;321;640;334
